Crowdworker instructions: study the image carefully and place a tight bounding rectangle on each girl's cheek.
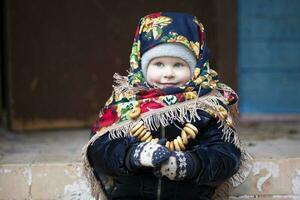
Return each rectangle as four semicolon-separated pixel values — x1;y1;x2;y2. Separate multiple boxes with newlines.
176;68;191;82
148;75;160;83
147;69;161;84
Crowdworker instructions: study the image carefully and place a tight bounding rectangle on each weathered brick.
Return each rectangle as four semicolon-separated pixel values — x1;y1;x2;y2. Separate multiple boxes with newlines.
233;159;300;196
0;164;31;200
31;163;94;200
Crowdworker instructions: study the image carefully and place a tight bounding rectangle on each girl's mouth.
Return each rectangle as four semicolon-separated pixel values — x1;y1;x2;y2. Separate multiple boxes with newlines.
158;83;179;88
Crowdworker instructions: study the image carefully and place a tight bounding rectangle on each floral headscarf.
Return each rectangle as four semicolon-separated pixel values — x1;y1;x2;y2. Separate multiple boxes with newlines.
83;12;251;200
128;12;208;87
91;12;239;137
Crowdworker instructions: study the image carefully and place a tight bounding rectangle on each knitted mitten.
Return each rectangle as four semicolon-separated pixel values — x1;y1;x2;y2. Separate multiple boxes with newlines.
129;142;171;169
159;151;199;180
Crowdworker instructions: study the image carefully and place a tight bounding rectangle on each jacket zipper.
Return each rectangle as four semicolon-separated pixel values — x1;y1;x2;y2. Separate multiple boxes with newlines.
157;178;162;200
157;126;165;200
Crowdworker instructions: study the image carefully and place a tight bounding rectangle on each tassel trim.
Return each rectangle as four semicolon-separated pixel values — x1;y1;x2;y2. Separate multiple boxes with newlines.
82;89;252;200
112;73;140;95
81;143;107;200
91;90;227;141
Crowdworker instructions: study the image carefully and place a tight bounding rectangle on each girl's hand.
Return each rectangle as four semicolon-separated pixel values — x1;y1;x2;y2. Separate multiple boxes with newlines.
157;151;199;180
129;141;171;169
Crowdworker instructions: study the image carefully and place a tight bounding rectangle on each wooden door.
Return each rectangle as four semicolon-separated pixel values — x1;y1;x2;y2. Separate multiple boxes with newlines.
3;0;237;130
238;0;300;119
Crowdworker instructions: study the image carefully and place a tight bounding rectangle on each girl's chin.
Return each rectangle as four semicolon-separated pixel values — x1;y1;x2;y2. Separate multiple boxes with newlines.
155;83;181;89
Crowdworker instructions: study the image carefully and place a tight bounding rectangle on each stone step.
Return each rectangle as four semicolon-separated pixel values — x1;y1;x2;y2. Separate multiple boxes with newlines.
0;163;92;200
232;158;300;200
0;158;300;200
0;123;300;200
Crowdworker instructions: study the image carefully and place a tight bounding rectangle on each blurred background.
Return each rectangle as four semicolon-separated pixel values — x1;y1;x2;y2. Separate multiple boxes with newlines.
0;0;299;131
0;0;300;199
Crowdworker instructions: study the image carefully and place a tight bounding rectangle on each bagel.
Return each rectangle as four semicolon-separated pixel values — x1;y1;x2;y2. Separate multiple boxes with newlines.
169;141;175;151
181;130;188;145
128;107;141;119
130;121;144;134
183;126;196;139
173;139;181;151
176;136;186;150
165;141;170;149
137;129;147;139
185;123;198;134
145;135;153;142
151;138;159;144
132;125;145;137
140;131;151;141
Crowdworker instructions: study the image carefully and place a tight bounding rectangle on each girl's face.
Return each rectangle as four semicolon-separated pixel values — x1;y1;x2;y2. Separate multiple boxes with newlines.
146;56;192;89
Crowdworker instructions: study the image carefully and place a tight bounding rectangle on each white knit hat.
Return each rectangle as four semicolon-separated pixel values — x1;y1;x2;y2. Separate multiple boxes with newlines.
141;43;197;79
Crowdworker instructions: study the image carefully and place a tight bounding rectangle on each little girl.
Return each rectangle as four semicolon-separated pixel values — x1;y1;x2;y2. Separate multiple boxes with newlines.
82;12;251;200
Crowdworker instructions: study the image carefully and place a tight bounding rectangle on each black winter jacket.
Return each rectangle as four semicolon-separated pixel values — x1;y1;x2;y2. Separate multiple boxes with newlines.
87;110;241;200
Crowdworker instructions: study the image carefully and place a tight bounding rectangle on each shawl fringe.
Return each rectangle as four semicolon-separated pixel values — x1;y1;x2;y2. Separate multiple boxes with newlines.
93;90;226;140
213;149;252;200
82;89;252;200
112;73;140;95
82;143;107;200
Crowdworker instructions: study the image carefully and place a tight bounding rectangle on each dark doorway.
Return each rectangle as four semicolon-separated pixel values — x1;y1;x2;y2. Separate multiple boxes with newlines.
3;0;237;131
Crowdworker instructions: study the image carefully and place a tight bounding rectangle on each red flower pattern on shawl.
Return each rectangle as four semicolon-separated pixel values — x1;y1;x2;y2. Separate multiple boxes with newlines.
137;89;165;99
140;100;164;113
92;107;118;133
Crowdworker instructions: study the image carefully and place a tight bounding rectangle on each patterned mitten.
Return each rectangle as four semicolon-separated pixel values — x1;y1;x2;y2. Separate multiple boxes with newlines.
129;142;171;169
159;151;199;180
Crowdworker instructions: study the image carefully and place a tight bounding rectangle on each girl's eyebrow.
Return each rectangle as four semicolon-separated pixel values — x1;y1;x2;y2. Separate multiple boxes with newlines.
151;59;162;63
174;61;185;65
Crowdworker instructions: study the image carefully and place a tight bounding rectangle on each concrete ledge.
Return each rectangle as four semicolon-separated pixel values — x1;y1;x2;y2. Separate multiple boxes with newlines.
0;163;94;200
232;158;300;200
1;124;299;199
1;159;300;200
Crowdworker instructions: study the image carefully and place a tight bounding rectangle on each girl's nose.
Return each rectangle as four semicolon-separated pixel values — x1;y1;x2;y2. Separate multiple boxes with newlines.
163;66;175;79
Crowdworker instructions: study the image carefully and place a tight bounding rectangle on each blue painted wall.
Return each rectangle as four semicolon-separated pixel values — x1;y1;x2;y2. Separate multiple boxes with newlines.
238;0;300;114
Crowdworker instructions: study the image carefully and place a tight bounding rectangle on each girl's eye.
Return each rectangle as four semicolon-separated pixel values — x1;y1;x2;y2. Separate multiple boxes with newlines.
155;62;164;67
174;63;184;67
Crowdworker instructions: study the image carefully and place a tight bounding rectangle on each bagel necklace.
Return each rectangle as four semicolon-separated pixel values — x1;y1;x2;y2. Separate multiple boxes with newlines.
130;121;199;151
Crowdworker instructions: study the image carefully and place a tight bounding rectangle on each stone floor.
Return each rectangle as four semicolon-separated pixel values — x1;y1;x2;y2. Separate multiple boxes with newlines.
0;128;88;164
238;122;300;159
0;122;300;164
1;122;300;199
